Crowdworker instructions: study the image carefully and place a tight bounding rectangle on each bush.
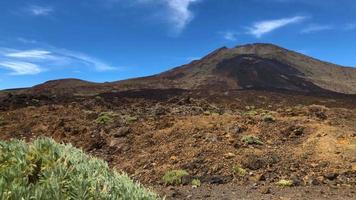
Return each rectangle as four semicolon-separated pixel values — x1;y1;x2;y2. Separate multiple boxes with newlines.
262;114;275;123
233;165;247;177
95;112;117;125
125;116;138;124
162;170;189;186
241;135;263;145
0;138;157;200
191;179;201;187
276;179;294;187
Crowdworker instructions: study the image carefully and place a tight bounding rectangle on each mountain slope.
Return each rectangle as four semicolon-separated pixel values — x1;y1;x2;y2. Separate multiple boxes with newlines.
8;43;356;95
117;43;356;94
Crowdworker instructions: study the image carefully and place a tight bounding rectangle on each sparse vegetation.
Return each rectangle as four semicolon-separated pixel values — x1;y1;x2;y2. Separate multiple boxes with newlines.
241;135;263;145
0;138;157;200
244;110;259;116
162;170;189;186
276;179;294;187
244;107;277;120
262;114;275;122
95;111;117;125
125;115;138;123
191;179;201;187
233;165;247;177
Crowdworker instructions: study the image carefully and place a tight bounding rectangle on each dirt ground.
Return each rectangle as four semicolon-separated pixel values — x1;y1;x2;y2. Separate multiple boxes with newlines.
0;89;355;199
156;184;356;200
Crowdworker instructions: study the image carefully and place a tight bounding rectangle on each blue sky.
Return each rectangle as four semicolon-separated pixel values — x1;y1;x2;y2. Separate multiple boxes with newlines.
0;0;355;89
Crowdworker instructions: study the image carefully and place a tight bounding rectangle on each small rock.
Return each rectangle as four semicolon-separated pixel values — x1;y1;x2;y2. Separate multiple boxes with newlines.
324;173;338;180
224;153;235;159
181;175;192;185
256;173;266;181
311;178;321;185
231;125;246;134
352;164;356;172
291;176;301;186
243;155;266;170
112;127;131;137
153;105;166;116
260;186;271;194
202;175;233;185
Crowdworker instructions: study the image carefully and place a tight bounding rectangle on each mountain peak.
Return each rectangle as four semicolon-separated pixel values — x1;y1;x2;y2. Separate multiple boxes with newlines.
235;43;282;48
25;43;356;95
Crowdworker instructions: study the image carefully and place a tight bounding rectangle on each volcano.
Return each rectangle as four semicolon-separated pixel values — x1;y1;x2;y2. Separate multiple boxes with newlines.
7;43;356;95
117;43;356;94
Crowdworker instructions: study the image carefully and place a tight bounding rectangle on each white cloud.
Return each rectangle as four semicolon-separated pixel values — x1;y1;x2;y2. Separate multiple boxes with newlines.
6;50;52;59
17;37;38;44
221;31;239;41
27;5;53;16
164;0;199;32
130;0;200;33
248;16;306;38
0;46;115;75
301;24;333;34
0;61;42;75
55;49;115;71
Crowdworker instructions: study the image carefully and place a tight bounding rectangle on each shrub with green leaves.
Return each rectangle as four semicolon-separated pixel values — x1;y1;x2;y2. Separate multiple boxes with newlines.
162;170;189;186
232;165;247;177
95;112;117;125
262;114;276;123
241;135;263;145
125;116;138;124
276;179;294;187
191;179;201;187
0;138;157;200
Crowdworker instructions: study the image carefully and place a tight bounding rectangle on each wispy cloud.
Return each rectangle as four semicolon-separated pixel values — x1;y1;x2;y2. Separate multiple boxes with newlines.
17;37;38;44
6;50;52;59
27;5;53;16
0;61;42;75
221;31;239;41
301;24;334;34
247;16;306;38
118;0;201;34
55;48;116;71
0;46;115;75
164;0;200;33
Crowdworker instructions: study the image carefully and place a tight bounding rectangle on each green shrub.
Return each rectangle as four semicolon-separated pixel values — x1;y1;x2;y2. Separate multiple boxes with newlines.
241;135;263;145
233;165;247;177
162;170;189;186
244;110;259;116
95;112;117;125
276;179;294;187
125;116;138;124
191;179;201;187
0;138;157;200
262;114;275;122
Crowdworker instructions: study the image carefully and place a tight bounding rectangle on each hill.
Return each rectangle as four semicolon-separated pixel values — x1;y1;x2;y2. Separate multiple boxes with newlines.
117;43;356;94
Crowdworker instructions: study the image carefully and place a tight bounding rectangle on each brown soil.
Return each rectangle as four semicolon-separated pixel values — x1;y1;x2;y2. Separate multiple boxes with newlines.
0;89;355;199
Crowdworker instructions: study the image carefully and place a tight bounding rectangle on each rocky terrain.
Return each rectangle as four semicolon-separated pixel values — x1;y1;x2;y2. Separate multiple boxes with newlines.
0;43;355;199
